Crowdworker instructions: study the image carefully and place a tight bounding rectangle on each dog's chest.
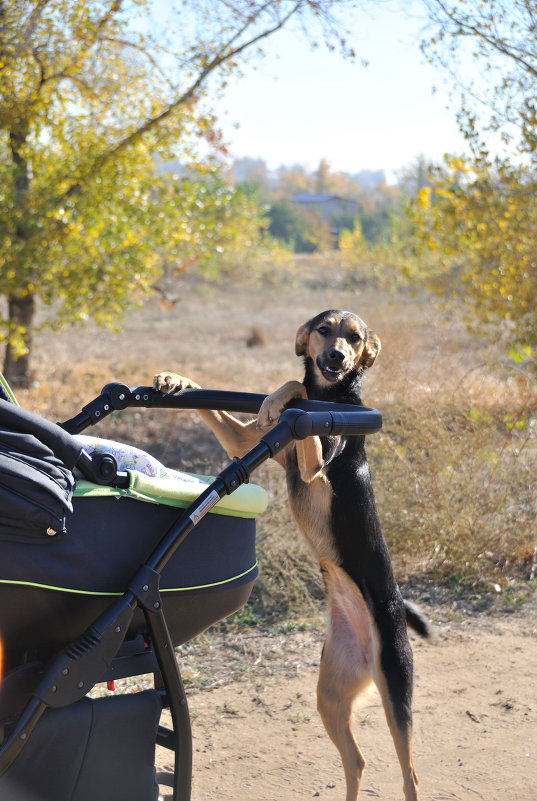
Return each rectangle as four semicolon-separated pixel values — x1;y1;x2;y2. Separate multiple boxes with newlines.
285;444;339;563
285;437;374;566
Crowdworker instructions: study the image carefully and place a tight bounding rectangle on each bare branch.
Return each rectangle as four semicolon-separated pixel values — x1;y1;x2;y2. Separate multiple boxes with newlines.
99;34;173;87
429;0;537;79
7;0;52;63
62;1;303;198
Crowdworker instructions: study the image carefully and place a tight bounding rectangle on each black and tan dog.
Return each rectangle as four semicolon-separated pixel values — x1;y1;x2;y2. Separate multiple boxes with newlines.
154;309;428;801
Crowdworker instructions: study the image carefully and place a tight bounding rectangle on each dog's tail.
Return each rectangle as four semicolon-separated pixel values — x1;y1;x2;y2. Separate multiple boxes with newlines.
404;600;431;638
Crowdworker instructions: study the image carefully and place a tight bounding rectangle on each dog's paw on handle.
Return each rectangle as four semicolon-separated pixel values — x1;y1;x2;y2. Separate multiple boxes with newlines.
153;372;201;393
257;380;307;429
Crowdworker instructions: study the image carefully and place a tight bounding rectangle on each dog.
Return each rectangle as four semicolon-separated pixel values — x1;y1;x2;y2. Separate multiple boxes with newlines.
153;309;428;801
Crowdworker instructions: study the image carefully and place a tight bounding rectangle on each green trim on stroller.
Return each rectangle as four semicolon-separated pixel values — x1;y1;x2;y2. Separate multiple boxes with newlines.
0;371;19;405
74;470;268;518
0;560;259;596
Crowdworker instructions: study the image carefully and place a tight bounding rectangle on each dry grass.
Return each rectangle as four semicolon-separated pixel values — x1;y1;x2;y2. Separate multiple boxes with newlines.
15;261;537;620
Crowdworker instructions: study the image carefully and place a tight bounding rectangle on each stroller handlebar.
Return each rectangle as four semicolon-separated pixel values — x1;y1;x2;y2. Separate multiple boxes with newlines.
61;382;382;436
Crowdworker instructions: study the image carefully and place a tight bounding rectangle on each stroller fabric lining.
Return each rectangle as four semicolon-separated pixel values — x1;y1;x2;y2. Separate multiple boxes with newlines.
74;472;266;518
73;433;268;517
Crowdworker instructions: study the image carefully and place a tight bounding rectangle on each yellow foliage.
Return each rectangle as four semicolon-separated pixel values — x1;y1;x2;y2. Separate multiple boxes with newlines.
0;1;286;364
416;186;432;211
409;156;537;349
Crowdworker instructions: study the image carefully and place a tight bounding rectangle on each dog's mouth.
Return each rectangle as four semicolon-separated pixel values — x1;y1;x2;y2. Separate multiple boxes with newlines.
317;357;348;383
321;366;342;382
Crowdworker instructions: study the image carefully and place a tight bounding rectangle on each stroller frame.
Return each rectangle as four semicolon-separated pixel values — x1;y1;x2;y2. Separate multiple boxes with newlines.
0;382;382;800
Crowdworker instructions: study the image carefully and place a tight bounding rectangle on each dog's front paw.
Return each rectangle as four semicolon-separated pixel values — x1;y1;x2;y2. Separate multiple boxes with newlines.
153;372;201;393
257;381;307;428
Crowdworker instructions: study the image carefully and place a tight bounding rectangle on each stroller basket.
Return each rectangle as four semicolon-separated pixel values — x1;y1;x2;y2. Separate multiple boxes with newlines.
0;382;382;801
1;689;162;801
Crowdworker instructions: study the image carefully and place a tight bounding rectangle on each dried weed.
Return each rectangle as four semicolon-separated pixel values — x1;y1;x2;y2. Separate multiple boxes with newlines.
16;267;537;619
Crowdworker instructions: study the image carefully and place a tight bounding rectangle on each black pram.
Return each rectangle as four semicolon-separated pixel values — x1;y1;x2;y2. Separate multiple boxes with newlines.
0;380;382;801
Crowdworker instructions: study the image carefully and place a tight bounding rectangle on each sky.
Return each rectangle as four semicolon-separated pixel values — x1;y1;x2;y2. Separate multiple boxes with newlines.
209;1;469;178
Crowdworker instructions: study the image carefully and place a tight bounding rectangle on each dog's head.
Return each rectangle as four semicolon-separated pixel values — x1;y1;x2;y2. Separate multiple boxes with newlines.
295;310;381;387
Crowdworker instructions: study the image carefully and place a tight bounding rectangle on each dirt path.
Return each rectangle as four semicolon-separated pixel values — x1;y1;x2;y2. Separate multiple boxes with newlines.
158;601;537;801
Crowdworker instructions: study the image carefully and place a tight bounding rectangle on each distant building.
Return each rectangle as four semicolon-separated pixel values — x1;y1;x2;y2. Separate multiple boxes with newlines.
291;194;359;245
292;194;358;220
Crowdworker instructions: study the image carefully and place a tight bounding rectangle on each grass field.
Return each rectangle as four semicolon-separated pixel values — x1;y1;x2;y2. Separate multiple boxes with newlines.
15;258;537;621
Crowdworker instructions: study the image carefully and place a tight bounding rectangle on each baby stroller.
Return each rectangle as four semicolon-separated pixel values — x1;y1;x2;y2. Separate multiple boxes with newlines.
0;377;382;801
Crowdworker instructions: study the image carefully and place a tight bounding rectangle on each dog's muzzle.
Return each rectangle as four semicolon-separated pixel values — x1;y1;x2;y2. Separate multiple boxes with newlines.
317;349;349;382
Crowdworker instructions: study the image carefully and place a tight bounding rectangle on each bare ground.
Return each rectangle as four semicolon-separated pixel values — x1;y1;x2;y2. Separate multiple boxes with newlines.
156;595;537;801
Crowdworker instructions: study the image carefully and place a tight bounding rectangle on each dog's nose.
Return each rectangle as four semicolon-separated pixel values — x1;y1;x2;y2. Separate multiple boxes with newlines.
327;348;345;364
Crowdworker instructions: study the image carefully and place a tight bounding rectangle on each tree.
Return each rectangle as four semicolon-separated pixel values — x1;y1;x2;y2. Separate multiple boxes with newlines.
275;163;312;197
409;156;537;349
397;155;436;196
313;157;332;193
0;0;356;386
149;173;270;299
421;0;537;158
412;1;537;353
229;157;269;189
267;197;321;252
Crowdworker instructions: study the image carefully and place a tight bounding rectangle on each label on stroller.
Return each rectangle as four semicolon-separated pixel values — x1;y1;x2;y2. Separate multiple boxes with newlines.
189;489;221;525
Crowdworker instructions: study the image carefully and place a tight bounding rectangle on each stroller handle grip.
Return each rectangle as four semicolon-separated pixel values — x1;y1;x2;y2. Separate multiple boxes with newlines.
277;407;382;439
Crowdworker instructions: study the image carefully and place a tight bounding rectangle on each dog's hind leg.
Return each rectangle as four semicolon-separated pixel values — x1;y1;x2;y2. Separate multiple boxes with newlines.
316;563;376;801
372;606;420;801
317;639;369;801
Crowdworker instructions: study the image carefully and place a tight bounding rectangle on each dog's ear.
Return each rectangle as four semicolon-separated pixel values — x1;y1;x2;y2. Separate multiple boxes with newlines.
295;322;310;356
361;331;381;368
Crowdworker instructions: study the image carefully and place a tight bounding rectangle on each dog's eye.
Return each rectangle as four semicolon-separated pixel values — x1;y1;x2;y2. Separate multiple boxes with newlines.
317;326;330;336
349;332;362;343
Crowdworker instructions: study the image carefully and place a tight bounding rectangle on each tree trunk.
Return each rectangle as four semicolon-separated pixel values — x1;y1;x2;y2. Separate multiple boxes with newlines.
4;118;34;387
3;294;36;388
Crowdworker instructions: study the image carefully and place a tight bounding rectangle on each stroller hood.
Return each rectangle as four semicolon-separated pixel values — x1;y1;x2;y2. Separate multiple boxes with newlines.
0;400;82;538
